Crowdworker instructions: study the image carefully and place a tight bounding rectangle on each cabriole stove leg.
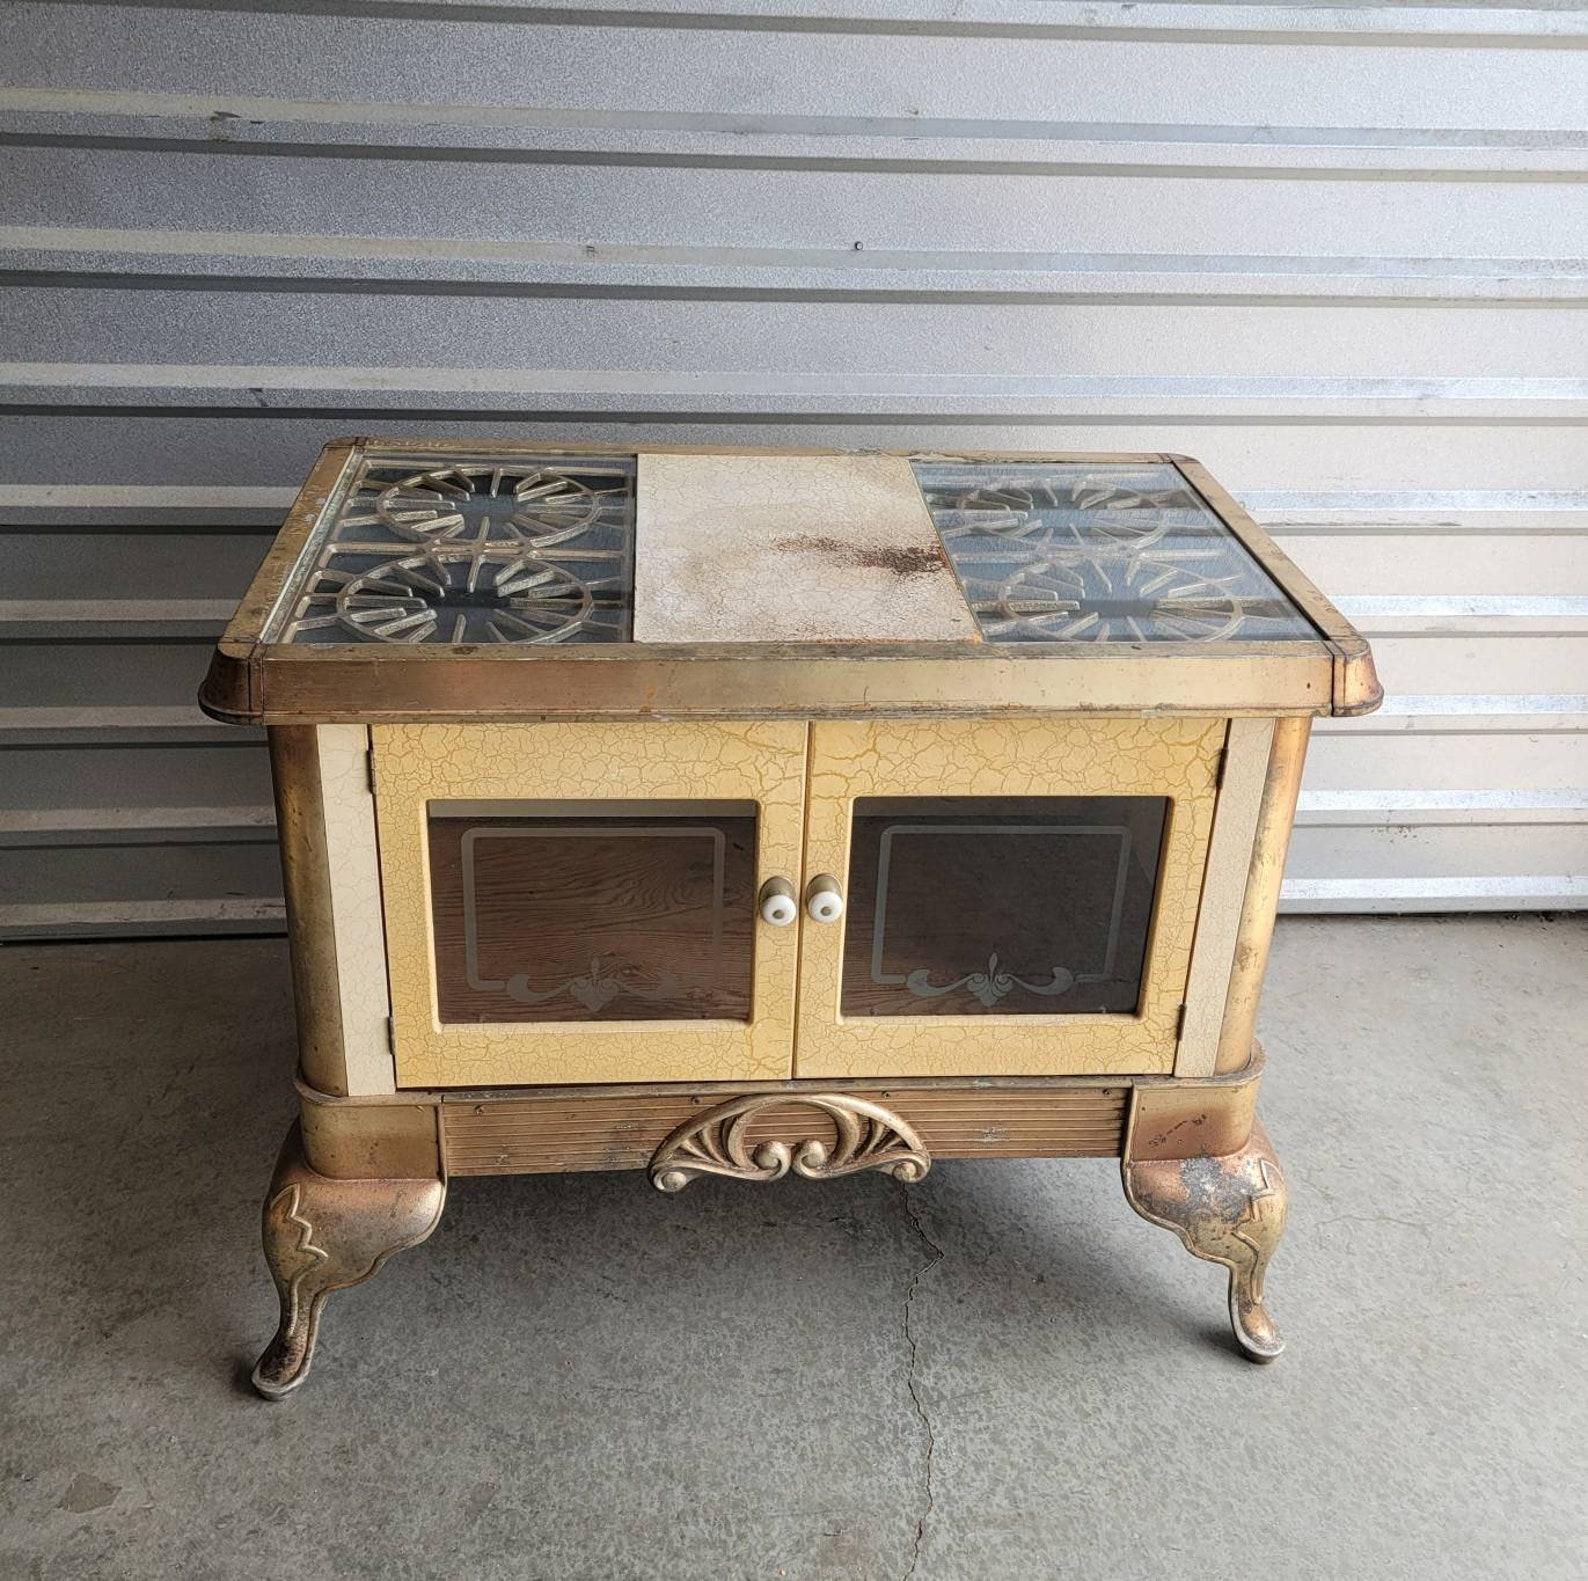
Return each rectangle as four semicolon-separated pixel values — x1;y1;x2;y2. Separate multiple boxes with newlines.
252;1122;446;1400
1123;1118;1289;1361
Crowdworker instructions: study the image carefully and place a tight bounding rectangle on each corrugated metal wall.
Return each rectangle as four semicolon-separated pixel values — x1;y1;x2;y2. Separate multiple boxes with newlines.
2;0;1585;936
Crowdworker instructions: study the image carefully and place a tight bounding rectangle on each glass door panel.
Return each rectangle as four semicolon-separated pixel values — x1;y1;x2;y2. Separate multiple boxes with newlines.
427;801;756;1024
373;720;807;1088
841;796;1167;1018
796;718;1224;1080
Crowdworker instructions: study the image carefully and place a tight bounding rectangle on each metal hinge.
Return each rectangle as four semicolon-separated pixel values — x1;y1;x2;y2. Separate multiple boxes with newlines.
385;1016;396;1056
1174;1002;1188;1041
365;744;378;797
1214;747;1228;793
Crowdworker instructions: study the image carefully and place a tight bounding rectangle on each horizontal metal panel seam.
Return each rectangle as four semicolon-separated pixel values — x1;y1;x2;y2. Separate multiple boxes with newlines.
8;407;1585;430
12;94;1588;149
8;131;1585;182
13;0;1586;47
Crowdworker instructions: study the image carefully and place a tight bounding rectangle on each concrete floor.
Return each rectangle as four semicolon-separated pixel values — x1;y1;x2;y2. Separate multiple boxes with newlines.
0;917;1583;1580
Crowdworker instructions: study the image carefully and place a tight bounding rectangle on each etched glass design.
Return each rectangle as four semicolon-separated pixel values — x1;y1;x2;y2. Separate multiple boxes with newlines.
427;801;756;1023
913;461;1314;643
272;454;634;644
841;796;1167;1017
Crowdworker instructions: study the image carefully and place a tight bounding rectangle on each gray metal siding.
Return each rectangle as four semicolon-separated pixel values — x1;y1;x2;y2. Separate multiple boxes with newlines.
2;0;1585;935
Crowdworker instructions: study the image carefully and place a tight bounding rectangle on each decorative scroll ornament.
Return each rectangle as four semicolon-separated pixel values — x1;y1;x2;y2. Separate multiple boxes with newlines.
649;1094;931;1193
503;956;683;1013
905;951;1076;1008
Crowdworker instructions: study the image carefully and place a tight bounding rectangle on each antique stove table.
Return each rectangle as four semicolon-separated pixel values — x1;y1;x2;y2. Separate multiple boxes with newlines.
202;441;1379;1398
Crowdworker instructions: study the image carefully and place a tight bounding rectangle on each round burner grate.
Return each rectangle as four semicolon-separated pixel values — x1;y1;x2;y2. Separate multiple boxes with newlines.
375;465;608;545
334;546;595;644
971;553;1253;643
944;481;1198;552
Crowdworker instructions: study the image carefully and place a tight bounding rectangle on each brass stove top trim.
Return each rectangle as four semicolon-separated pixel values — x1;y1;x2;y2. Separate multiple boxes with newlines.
201;439;1380;724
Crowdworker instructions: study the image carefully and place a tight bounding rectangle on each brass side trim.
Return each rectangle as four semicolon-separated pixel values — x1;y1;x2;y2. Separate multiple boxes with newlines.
200;439;360;722
337;440;1179;463
231;644;1336;725
269;725;347;1095
1215;718;1313;1071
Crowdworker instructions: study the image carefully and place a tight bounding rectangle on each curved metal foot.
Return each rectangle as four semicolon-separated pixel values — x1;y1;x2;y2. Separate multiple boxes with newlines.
252;1122;446;1400
1123;1119;1288;1362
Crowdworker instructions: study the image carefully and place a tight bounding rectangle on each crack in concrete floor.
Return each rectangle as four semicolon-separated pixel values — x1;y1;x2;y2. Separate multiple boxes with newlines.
897;1181;945;1581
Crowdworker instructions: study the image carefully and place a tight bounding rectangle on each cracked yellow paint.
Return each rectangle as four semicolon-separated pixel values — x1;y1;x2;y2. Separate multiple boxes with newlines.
373;720;807;1088
374;715;1222;1088
795;717;1224;1079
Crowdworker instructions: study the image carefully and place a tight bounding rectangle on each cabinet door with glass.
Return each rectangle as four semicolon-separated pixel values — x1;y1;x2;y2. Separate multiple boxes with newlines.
794;718;1225;1078
374;721;807;1087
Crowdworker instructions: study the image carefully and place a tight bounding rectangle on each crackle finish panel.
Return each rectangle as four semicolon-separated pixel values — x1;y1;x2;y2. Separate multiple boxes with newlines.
796;716;1223;1079
633;453;980;644
374;720;806;1087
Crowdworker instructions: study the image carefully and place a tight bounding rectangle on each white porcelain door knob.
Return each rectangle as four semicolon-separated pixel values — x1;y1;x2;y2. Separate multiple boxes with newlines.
757;877;797;926
805;874;845;923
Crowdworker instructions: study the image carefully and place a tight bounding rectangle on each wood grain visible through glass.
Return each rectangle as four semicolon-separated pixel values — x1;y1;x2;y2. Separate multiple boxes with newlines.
428;811;756;1023
841;796;1167;1018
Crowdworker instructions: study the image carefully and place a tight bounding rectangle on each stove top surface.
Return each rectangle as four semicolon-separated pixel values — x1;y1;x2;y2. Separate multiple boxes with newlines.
203;441;1379;722
263;448;1313;650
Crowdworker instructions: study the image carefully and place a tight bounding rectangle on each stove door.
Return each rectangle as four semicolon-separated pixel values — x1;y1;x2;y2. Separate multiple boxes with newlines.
794;718;1226;1079
373;721;807;1087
